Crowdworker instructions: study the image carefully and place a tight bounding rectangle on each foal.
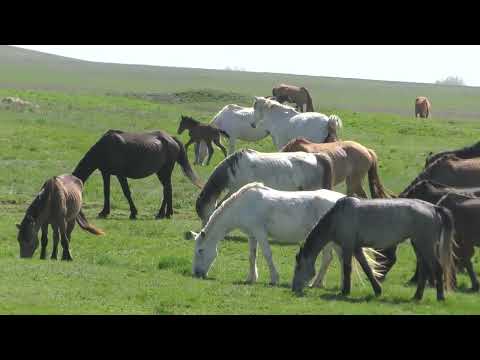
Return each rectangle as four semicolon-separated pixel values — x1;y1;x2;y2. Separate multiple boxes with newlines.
17;174;104;260
178;115;230;166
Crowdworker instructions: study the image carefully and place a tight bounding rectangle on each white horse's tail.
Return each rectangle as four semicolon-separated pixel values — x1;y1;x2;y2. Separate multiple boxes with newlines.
325;115;343;142
328;114;343;130
352;248;385;285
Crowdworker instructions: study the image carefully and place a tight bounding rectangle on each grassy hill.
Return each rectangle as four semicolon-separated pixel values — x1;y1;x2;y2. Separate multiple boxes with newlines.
2;45;480;120
0;46;480;314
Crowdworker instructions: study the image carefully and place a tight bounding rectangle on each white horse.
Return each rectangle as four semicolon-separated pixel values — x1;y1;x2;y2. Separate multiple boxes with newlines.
195;149;333;226
190;182;381;287
250;96;343;150
195;104;269;165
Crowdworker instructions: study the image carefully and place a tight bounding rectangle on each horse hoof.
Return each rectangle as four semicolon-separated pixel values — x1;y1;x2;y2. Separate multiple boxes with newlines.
129;214;137;220
98;212;109;219
155;214;165;220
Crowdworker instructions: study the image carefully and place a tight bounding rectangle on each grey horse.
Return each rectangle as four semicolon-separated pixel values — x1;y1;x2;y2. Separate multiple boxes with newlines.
292;197;456;301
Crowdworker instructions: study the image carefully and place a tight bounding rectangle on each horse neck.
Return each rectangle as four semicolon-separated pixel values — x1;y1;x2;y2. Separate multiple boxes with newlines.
72;149;98;183
203;203;236;248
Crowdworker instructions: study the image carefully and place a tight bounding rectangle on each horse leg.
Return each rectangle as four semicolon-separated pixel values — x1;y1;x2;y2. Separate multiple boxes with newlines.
354;247;382;297
351;176;368;199
245;236;258;284
206;142;215;166
213;137;228;158
40;223;48;260
117;176;138;220
51;225;60;260
311;242;334;288
256;232;279;285
433;258;445;301
341;248;353;296
98;171;111;218
156;162;175;219
413;246;428;301
60;221;73;261
464;257;479;292
194;142;200;165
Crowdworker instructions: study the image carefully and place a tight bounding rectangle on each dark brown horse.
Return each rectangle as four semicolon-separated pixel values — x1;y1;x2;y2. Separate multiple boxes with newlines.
177;115;229;166
72;129;203;220
377;180;480;289
17;174;104;260
425;141;480;168
415;96;431;118
272;84;314;112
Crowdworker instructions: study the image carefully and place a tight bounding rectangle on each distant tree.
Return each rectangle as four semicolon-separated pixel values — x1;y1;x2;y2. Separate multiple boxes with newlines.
435;76;465;86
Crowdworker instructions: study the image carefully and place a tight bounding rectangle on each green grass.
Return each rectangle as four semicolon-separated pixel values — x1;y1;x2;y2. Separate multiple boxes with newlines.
2;46;480;314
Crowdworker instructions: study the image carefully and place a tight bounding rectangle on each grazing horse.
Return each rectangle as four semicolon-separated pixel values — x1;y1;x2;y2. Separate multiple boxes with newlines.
72;129;203;220
195;104;269;165
272;84;314;112
250;97;342;150
425;141;480;168
379;180;480;290
400;154;480;198
292;197;456;301
16;174;104;260
281;138;393;198
195;149;333;225
415;96;431;118
190;183;381;286
177;115;229;166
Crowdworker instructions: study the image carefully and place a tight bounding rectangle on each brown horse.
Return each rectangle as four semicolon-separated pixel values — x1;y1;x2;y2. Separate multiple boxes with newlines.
272;84;314;112
281;138;393;198
17;174;104;260
177;115;229;166
400;154;480;197
424;141;480;168
415;96;431;118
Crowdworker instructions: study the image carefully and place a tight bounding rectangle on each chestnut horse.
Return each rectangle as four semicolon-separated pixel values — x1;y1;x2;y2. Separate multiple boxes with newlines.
281;138;393;198
415;96;431;118
272;84;314;112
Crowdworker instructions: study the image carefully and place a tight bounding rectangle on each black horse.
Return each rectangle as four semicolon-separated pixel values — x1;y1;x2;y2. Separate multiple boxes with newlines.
72;129;203;220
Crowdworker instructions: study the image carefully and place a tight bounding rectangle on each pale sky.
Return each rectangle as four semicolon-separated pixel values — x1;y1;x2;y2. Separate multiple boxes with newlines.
13;45;480;86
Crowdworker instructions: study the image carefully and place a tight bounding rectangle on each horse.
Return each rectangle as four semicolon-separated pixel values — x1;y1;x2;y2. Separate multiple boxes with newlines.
250;97;342;150
292;197;456;301
272;84;314;112
195;149;333;226
415;96;431;118
194;104;269;165
379;179;480;290
177;115;230;166
281;138;393;198
16;174;104;260
190;182;381;287
400;154;480;198
424;141;480;168
72;129;203;220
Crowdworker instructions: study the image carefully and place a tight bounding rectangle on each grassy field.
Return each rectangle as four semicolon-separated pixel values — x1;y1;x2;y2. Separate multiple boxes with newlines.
1;46;480;314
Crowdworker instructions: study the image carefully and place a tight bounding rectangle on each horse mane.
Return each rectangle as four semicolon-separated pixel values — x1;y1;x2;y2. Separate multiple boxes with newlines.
428;141;480;165
280;137;312;152
264;98;298;113
202;182;266;236
399;154;459;197
23;178;55;222
195;149;254;219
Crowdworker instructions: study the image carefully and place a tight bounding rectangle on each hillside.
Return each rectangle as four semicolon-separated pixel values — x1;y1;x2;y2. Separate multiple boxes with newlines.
2;45;480;120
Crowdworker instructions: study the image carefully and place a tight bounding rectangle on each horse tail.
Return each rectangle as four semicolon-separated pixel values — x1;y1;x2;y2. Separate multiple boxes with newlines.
301;87;314;112
172;137;204;189
367;149;394;198
315;153;334;190
76;209;105;235
351;248;385;285
436;206;456;291
326;115;342;142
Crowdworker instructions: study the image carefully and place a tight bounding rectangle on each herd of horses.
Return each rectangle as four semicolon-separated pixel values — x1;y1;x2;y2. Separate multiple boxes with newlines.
17;82;477;305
